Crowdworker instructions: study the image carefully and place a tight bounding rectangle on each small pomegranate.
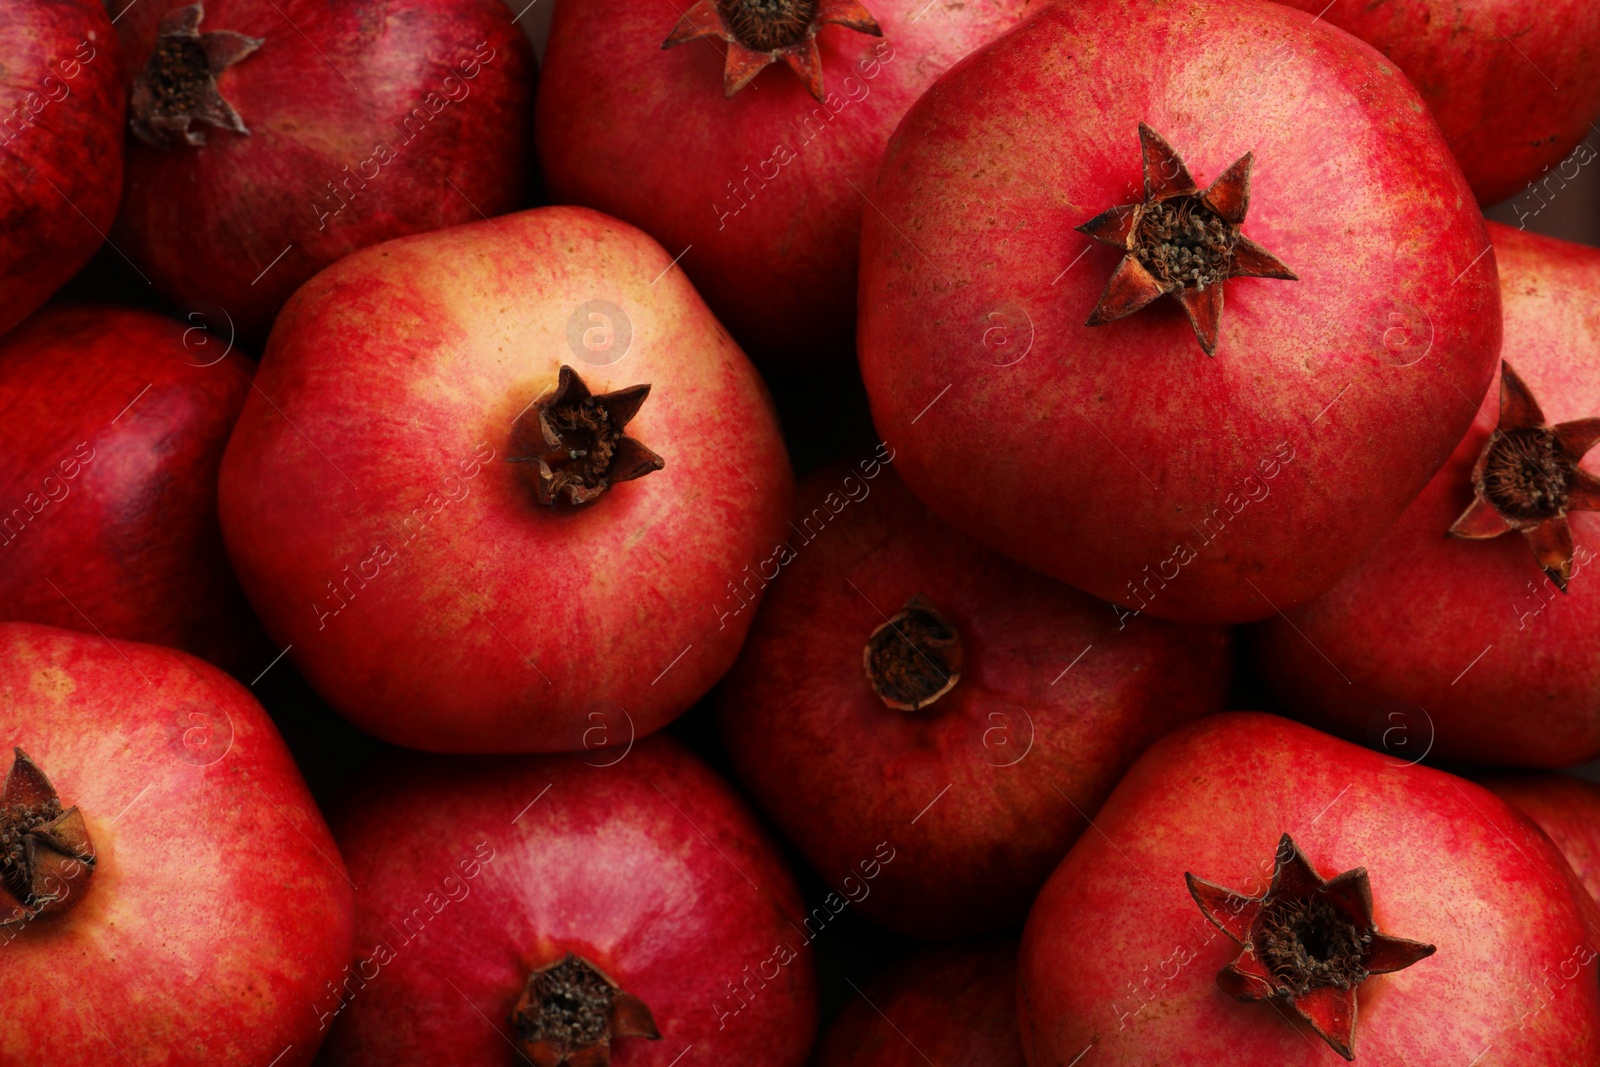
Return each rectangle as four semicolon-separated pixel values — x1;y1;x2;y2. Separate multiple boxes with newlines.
717;465;1230;938
857;0;1500;624
1250;223;1600;767
321;736;816;1065
1019;713;1600;1063
1482;773;1600;907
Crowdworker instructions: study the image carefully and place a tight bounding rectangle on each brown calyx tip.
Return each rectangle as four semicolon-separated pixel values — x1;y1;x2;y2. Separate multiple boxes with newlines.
510;365;665;508
511;953;660;1067
863;594;963;712
662;0;881;102
130;2;263;148
0;748;96;924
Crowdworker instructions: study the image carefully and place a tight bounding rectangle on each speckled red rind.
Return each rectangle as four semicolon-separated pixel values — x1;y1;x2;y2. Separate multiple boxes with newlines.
1250;223;1600;767
0;622;354;1067
1482;773;1600;907
857;0;1499;624
1018;713;1600;1065
321;735;817;1066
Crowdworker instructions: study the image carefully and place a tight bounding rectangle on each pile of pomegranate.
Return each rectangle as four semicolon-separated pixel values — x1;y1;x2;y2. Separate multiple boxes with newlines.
3;0;1599;1061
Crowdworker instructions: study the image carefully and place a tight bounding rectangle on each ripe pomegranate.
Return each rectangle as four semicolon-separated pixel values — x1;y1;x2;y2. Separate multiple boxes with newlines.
218;206;794;752
717;465;1230;939
1250;223;1600;768
320;735;816;1066
815;940;1025;1066
0;306;266;674
536;0;1030;362
0;0;123;337
111;0;533;344
1019;713;1600;1064
1482;773;1600;907
1273;0;1600;205
0;621;353;1066
857;0;1500;624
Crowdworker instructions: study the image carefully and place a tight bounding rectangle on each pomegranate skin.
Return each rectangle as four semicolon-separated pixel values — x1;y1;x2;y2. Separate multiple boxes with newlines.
1018;713;1600;1065
815;940;1025;1067
218;206;794;752
536;0;1030;363
0;0;123;337
1482;773;1600;907
0;307;265;674
717;466;1230;939
858;0;1499;624
0;622;354;1067
1251;223;1600;768
1275;0;1600;205
321;736;817;1066
112;0;533;344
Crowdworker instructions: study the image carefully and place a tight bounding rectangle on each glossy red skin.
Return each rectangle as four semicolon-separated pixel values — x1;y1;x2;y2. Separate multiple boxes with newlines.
1251;224;1600;767
113;0;533;343
858;0;1499;624
536;0;1030;363
218;206;794;752
717;466;1230;938
0;307;265;674
1275;0;1600;205
0;0;123;337
816;940;1025;1066
0;622;353;1067
322;735;816;1066
1483;773;1600;907
1018;713;1600;1064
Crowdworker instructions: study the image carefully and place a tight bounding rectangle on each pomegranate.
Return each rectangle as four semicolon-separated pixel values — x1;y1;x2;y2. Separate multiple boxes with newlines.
1273;0;1600;206
1482;773;1600;906
111;0;534;343
536;0;1030;362
815;940;1025;1066
0;0;123;337
857;0;1500;624
717;464;1229;938
1250;223;1600;767
0;306;266;674
0;621;353;1066
1018;713;1600;1063
320;735;816;1065
218;205;794;752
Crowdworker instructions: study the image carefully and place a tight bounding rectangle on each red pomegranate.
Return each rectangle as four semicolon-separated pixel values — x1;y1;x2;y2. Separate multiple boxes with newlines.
1274;0;1600;206
718;464;1229;938
857;0;1499;624
321;735;816;1066
536;0;1030;362
0;621;353;1066
218;206;794;752
0;306;265;674
815;940;1025;1066
1482;773;1600;907
111;0;533;343
1250;223;1600;768
1019;713;1600;1064
0;0;123;337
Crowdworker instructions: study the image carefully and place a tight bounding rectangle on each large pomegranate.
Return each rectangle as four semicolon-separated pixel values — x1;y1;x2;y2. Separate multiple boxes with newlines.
0;0;123;337
857;0;1500;624
111;0;533;343
218;206;793;752
0;306;265;674
321;736;816;1065
0;622;353;1066
1273;0;1600;205
1019;713;1600;1064
1251;223;1600;767
536;0;1030;362
1482;773;1600;907
718;464;1230;938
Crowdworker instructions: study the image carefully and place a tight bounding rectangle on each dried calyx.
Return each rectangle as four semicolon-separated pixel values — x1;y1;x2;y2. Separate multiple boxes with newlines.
0;748;95;923
510;954;660;1067
130;3;262;148
1078;124;1297;356
510;365;665;507
1449;360;1600;590
1187;833;1435;1060
663;0;881;102
863;594;963;711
